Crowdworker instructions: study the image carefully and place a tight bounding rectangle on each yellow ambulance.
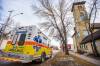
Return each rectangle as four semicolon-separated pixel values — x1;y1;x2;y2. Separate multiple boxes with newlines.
1;25;52;63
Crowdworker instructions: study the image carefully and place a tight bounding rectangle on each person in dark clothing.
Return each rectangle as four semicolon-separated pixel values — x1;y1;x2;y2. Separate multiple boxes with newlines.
33;36;38;42
37;35;42;43
33;35;42;43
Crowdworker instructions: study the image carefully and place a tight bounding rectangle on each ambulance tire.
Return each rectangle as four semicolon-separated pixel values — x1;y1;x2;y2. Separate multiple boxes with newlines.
49;51;52;58
40;52;46;62
49;54;52;58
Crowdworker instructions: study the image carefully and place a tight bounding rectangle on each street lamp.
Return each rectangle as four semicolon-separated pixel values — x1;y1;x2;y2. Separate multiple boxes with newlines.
3;10;23;31
0;10;23;46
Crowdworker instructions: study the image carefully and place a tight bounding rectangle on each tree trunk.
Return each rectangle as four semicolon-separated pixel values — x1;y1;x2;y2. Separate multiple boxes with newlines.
90;30;99;56
62;39;69;55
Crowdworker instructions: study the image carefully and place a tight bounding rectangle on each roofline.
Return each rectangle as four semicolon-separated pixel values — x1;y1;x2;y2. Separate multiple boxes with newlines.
71;1;86;12
80;30;100;44
91;23;100;29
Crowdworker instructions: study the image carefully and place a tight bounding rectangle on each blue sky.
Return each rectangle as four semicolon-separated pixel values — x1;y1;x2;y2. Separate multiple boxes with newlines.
0;0;3;21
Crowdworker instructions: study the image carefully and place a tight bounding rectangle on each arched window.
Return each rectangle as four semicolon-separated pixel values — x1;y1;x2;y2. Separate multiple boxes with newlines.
80;11;88;21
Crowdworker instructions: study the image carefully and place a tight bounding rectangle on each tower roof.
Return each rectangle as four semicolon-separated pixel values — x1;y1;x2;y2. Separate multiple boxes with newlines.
71;1;86;12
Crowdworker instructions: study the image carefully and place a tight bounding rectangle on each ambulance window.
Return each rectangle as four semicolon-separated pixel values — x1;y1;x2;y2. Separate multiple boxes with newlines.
28;35;31;37
28;38;30;39
29;28;32;30
19;27;22;29
18;34;26;46
28;33;31;35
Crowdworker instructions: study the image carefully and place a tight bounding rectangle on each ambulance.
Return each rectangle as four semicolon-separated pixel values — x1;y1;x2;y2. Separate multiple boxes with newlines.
1;25;52;63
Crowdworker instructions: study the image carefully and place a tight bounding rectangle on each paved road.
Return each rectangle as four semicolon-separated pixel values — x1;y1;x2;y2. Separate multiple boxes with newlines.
0;50;59;66
0;62;43;66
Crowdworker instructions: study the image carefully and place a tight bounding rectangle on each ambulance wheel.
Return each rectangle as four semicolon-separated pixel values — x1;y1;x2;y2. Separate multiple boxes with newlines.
50;54;52;58
41;52;46;62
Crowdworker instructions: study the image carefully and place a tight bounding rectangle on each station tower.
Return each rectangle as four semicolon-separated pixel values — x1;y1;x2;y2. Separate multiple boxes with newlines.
71;1;89;51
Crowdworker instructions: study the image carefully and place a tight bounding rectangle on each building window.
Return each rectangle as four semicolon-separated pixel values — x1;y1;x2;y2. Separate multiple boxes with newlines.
80;11;88;21
83;30;88;37
80;12;85;21
85;44;88;50
80;45;83;49
77;32;80;38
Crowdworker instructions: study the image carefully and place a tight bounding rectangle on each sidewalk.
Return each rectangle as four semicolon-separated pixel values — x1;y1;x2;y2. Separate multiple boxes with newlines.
39;51;97;66
41;51;78;66
69;51;100;66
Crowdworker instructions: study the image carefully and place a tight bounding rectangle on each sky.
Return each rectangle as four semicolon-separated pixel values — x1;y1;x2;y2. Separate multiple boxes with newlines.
0;0;100;26
0;0;43;26
0;0;74;25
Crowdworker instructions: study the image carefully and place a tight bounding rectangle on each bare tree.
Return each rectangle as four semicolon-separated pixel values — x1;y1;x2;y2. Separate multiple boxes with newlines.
0;19;14;41
33;0;73;55
84;0;99;56
89;0;100;56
